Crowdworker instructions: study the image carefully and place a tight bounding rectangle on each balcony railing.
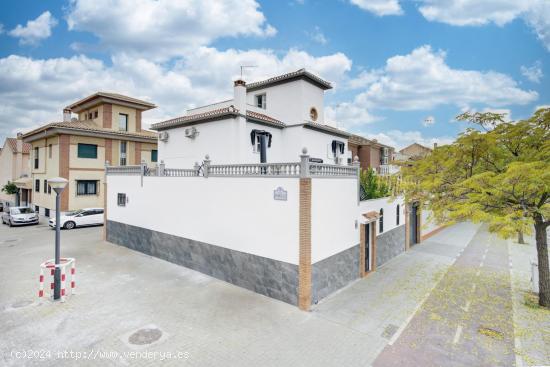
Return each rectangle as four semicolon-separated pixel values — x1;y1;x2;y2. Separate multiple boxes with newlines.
378;164;400;175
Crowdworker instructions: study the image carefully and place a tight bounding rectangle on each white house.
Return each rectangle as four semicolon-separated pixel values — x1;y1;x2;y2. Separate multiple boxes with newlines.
103;70;435;311
151;69;351;167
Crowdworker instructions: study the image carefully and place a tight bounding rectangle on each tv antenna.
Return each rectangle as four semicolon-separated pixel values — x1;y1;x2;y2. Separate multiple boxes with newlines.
240;65;258;79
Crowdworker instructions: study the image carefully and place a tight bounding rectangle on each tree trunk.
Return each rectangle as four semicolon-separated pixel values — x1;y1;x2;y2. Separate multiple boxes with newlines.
518;231;525;244
534;219;549;307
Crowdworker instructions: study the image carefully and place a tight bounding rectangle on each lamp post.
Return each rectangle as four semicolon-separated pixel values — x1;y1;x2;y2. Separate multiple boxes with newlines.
47;177;68;300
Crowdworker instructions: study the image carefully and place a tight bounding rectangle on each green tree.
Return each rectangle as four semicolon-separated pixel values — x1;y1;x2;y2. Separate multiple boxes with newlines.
401;108;550;307
1;182;18;195
360;168;390;200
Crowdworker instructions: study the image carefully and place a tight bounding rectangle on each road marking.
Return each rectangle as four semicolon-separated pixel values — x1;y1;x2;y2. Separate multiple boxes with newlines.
462;300;471;312
453;325;463;344
472;284;477;292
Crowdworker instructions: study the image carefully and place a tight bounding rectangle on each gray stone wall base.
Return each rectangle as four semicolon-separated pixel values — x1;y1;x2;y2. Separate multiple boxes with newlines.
106;220;298;305
376;224;406;267
311;244;360;304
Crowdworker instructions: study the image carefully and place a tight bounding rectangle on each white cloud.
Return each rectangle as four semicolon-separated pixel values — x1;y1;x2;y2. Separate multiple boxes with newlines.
66;0;276;59
0;48;352;141
521;61;543;83
350;45;536;111
422;116;435;127
307;26;328;45
418;0;550;51
8;11;58;45
362;130;454;150
349;0;403;16
325;102;379;129
418;0;528;26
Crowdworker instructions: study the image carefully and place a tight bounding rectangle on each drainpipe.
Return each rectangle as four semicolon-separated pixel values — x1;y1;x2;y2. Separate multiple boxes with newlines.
233;79;247;162
259;134;267;163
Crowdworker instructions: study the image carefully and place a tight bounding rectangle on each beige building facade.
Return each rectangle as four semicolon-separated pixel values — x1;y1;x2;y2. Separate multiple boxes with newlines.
397;143;433;161
22;93;158;216
0;135;32;205
348;134;395;172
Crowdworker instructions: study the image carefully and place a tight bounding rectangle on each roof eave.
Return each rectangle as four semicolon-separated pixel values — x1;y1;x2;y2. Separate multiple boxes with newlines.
246;74;332;92
151;112;239;131
302;123;351;139
67;95;156;113
22;126;157;143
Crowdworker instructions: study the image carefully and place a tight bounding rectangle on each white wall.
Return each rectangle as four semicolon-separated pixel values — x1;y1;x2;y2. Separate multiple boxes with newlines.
158;117;240;167
107;175;300;264
358;196;405;234
311;178;359;263
294;128;350;164
246;79;325;125
157;116;350;168
421;207;440;235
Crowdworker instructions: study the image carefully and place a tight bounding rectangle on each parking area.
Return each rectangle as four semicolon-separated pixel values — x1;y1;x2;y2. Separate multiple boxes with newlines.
0;221;544;366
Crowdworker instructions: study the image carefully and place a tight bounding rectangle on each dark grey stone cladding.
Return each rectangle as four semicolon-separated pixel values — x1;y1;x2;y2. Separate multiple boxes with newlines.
107;220;299;305
311;244;360;305
376;224;406;267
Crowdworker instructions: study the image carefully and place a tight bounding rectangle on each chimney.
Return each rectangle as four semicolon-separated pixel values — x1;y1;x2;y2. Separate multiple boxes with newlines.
233;79;246;113
16;133;23;152
63;108;72;122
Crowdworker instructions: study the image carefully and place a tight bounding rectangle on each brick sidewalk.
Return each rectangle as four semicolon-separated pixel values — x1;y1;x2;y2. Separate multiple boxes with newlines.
3;220;534;367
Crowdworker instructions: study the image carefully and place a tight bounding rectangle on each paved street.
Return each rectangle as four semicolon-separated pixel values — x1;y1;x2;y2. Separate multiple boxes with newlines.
374;225;515;367
0;220;547;366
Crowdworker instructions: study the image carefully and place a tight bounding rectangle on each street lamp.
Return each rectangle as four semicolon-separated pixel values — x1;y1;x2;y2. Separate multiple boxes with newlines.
47;177;68;300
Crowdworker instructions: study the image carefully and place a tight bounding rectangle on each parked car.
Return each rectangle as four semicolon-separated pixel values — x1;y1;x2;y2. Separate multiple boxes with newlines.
49;208;104;230
0;202;4;212
2;206;39;226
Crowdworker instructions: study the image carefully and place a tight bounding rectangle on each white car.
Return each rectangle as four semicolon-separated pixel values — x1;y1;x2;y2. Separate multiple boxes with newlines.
2;206;39;226
49;208;104;230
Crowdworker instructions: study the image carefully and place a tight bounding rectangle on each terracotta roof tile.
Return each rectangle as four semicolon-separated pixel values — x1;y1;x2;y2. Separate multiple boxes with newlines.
304;122;351;137
4;138;31;154
151;107;239;130
362;211;380;222
151;107;286;130
245;111;285;127
246;69;332;91
66;92;156;111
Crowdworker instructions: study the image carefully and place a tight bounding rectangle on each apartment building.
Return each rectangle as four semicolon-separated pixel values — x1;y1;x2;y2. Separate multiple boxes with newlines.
348;134;396;174
21;92;158;216
0;134;31;205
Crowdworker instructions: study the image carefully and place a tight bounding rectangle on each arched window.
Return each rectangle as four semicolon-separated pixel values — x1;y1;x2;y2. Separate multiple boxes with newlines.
379;208;384;233
396;204;400;226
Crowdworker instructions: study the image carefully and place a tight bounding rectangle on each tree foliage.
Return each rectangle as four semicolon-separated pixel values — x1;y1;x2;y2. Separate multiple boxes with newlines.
360;168;390;200
1;182;18;195
402;108;550;306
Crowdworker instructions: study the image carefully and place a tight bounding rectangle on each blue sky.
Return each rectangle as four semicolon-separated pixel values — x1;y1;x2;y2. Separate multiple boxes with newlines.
0;0;548;149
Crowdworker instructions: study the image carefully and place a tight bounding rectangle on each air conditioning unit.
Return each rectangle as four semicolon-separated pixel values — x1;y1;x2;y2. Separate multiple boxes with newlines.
185;127;199;139
159;131;169;142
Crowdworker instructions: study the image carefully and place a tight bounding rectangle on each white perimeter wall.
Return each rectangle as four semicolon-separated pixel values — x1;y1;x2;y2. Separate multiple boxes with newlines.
358;196;405;233
311;178;359;263
421;207;440;234
107;175;401;266
107;175;300;264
